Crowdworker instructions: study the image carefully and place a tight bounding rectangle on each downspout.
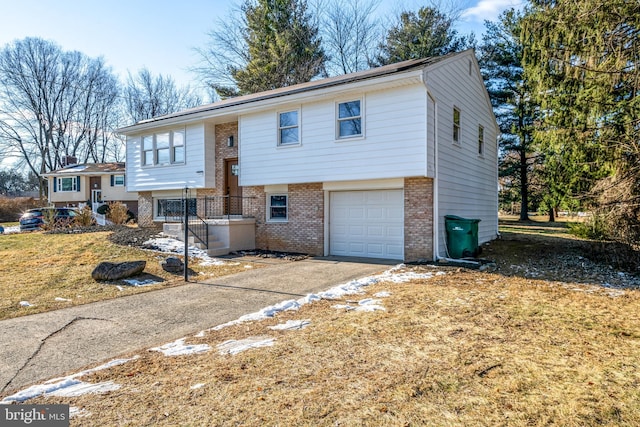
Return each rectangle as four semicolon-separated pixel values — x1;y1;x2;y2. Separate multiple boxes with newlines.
421;72;443;261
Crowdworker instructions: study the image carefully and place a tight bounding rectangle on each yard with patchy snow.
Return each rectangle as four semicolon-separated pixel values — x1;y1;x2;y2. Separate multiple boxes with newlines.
2;220;640;426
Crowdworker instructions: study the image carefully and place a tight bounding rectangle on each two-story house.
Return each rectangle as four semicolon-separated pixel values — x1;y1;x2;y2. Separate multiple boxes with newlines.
118;49;499;261
43;160;138;216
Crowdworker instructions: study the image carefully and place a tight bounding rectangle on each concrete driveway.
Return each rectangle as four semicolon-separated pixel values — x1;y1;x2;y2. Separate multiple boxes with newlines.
0;256;395;395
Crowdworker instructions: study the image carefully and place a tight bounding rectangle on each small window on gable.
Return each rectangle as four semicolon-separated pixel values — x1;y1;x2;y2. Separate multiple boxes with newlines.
278;110;299;145
337;100;362;138
267;194;288;222
478;125;484;156
453;107;461;144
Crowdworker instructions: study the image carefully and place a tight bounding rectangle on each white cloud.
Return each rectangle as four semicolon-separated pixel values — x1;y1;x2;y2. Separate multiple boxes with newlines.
462;0;525;22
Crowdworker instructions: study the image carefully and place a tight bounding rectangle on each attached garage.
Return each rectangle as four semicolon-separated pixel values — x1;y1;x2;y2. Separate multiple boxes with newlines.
329;190;404;260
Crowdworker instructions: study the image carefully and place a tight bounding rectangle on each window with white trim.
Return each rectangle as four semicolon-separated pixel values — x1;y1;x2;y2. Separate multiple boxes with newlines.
337;100;362;138
267;194;288;222
141;129;186;166
453;107;461;144
478;125;484;155
143;136;154;166
57;177;78;192
278;110;299;145
113;175;125;186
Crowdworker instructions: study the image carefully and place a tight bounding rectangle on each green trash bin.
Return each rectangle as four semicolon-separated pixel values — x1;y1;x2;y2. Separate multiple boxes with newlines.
444;215;481;259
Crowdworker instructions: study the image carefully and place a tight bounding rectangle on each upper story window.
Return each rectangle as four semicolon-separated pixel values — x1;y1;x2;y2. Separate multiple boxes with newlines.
278;110;299;145
337;100;362;138
478;125;484;155
112;175;125;186
453;107;461;144
142;129;186;167
56;177;78;192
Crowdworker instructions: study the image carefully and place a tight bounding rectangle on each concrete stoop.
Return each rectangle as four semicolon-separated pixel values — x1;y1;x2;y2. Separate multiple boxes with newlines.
162;218;256;257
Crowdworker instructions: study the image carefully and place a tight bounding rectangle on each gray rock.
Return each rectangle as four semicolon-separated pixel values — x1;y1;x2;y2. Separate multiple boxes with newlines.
92;261;146;281
161;257;184;273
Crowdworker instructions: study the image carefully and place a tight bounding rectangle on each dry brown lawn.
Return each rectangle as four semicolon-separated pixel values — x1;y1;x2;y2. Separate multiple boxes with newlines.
0;228;253;320
4;220;640;426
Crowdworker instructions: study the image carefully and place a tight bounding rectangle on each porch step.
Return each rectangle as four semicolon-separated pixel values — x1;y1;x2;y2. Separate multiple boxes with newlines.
206;246;232;257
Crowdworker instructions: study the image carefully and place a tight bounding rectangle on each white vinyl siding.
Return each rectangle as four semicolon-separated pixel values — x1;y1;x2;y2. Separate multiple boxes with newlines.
427;54;499;254
239;83;427;186
126;124;208;192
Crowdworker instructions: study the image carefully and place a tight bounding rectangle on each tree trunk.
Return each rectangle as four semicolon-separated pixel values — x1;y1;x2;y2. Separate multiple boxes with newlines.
519;144;530;221
548;206;556;222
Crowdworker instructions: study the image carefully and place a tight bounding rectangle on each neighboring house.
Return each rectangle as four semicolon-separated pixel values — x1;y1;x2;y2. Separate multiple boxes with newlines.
118;49;499;261
42;161;139;216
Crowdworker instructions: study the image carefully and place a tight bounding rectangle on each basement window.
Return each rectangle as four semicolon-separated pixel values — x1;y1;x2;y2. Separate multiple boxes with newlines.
267;194;288;222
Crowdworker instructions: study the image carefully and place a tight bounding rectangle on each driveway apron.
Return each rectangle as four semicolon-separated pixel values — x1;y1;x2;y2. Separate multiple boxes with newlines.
0;257;394;395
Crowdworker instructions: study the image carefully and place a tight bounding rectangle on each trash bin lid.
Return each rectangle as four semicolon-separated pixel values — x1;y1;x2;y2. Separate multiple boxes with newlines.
445;215;480;222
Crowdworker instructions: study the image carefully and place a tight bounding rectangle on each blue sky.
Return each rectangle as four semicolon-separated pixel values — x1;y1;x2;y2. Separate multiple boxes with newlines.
0;0;524;89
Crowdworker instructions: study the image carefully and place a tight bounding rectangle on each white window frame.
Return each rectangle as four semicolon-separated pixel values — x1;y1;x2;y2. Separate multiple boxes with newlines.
113;175;125;186
142;135;154;166
57;177;77;192
278;110;300;146
266;194;288;222
453;107;461;144
141;129;186;167
336;99;363;139
478;124;484;156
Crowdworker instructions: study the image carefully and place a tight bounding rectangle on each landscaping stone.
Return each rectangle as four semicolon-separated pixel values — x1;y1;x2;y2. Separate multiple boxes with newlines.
91;261;146;281
161;257;184;273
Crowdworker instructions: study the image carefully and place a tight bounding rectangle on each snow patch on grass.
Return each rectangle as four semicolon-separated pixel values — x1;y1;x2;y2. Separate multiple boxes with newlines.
149;338;211;356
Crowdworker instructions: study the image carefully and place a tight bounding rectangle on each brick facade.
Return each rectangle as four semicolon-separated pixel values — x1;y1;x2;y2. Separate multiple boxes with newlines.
137;191;154;227
404;177;434;261
245;183;325;256
214;122;239;196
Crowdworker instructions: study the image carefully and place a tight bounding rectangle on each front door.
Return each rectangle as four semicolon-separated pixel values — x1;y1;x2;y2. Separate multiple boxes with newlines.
225;159;242;215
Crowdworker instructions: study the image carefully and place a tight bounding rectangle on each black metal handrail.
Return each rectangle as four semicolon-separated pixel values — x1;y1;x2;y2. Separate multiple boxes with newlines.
204;195;254;219
161;196;255;222
187;213;209;248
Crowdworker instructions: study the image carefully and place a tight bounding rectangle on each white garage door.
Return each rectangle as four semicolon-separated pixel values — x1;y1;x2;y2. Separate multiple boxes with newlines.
330;190;404;260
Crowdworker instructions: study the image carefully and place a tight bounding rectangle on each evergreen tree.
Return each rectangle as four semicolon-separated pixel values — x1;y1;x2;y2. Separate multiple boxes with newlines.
216;0;326;97
374;6;474;66
479;9;536;221
522;0;639;234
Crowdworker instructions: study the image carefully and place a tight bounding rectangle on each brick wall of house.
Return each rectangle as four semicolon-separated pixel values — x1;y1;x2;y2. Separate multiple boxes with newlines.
404;177;434;261
244;183;324;255
137;191;154;227
214;122;239;196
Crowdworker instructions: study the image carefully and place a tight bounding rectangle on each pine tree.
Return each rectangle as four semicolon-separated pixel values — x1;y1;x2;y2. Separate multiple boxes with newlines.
522;0;639;234
222;0;326;96
374;6;474;66
479;9;536;221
